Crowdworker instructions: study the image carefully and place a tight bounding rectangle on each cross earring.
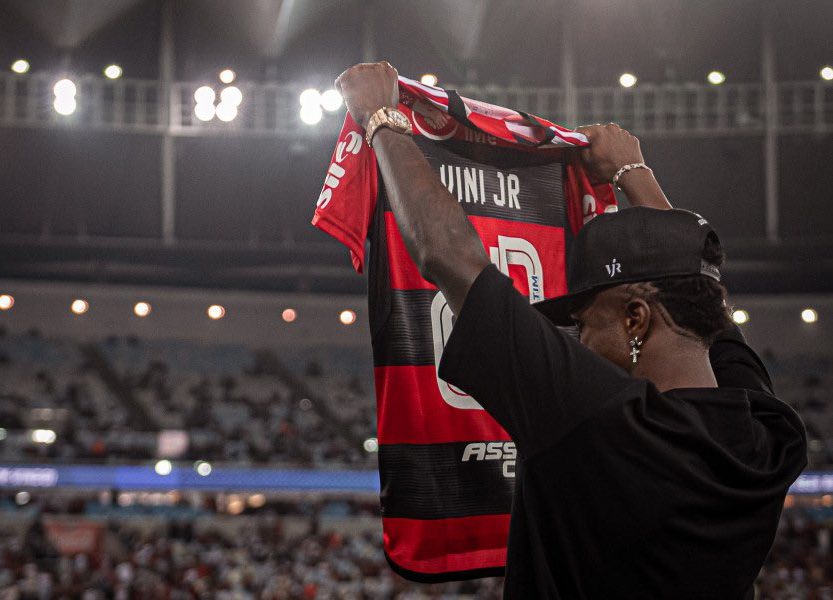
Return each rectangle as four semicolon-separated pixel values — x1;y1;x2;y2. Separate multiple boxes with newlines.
629;336;643;364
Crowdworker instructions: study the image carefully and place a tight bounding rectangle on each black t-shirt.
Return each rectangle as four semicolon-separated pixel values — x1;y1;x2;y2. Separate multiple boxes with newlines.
438;265;807;599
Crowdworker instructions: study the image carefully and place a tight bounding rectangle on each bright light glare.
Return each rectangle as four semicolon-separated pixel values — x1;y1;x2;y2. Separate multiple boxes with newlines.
619;73;637;88
363;437;379;453
707;70;726;85
219;69;236;84
0;294;14;310
801;308;818;323
71;299;89;315
300;103;323;125
15;491;30;506
134;301;152;317
320;89;343;112
299;88;321;107
282;308;297;323
339;309;357;325
821;66;833;81
194;86;216;105
103;64;123;79
155;460;173;476
194;102;215;122
53;96;77;116
11;59;30;74
420;73;438;86
215;101;238;122
732;309;750;325
53;79;77;98
220;86;243;107
207;304;226;320
31;429;56;444
195;461;212;476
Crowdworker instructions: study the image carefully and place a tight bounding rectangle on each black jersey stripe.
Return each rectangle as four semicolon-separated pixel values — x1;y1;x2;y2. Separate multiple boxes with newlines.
371;289;437;367
379;442;515;520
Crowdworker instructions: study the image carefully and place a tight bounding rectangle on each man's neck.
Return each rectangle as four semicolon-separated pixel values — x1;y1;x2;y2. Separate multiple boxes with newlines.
635;338;718;393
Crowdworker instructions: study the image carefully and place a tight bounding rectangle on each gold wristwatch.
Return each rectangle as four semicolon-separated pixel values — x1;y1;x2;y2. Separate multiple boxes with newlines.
365;107;412;147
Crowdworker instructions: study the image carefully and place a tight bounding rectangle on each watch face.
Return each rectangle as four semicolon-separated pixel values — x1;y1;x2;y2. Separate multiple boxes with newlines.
388;110;410;129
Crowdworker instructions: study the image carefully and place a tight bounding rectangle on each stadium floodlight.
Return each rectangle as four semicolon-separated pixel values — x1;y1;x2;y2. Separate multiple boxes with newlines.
71;299;89;315
299;88;321;107
207;304;226;319
0;294;14;310
731;309;749;325
320;89;343;112
31;429;56;444
103;64;123;79
707;70;726;85
133;301;152;317
420;73;438;87
801;308;818;323
300;103;323;125
53;78;77;98
194;102;215;122
619;73;637;88
194;461;212;476
11;59;30;74
215;102;238;122
339;309;357;325
219;68;236;84
194;85;216;105
821;66;833;81
155;459;173;476
220;85;243;107
281;308;297;322
15;492;30;506
363;437;379;453
53;96;77;116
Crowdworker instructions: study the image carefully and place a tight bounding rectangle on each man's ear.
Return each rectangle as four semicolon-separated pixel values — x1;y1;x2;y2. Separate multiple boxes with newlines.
625;298;652;341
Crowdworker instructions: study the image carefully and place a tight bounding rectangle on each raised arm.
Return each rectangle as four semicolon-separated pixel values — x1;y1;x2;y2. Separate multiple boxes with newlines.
576;124;672;210
336;62;489;315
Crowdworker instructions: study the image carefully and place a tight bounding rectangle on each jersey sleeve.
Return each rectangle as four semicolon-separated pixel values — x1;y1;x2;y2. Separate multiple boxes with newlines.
311;114;379;273
709;325;775;395
438;265;638;457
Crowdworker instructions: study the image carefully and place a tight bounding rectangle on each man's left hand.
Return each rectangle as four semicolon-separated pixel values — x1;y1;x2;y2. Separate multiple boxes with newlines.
335;62;400;129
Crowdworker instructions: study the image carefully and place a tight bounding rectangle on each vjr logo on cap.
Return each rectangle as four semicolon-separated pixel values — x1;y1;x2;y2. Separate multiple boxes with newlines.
605;258;621;278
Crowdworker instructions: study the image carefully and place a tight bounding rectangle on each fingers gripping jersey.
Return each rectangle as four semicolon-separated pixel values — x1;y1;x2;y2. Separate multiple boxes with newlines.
312;77;616;582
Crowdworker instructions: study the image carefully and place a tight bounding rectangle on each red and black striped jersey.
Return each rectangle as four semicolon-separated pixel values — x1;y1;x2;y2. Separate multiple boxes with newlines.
312;77;616;582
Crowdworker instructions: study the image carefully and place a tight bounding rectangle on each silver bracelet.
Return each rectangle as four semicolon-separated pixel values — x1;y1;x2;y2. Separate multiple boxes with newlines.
612;163;652;190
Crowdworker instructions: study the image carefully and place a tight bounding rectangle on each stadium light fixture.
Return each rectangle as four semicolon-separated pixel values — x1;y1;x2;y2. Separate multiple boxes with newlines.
707;70;726;85
215;102;238;122
155;459;173;476
619;73;637;88
220;86;243;107
194;86;216;105
11;59;29;74
821;66;833;81
420;73;438;86
801;308;818;323
133;301;152;317
103;64;123;80
53;78;78;116
299;88;321;107
363;437;379;453
71;299;89;315
219;68;236;84
320;89;343;112
300;103;323;125
15;491;30;506
194;102;215;122
194;461;212;476
281;308;297;323
0;294;14;310
339;309;357;325
31;429;56;444
731;309;749;325
207;304;226;319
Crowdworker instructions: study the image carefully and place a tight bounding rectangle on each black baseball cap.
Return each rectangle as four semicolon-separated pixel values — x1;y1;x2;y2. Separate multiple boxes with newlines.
534;207;722;326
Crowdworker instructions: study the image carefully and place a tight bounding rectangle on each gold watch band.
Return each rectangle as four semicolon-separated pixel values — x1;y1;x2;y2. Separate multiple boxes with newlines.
365;107;412;147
